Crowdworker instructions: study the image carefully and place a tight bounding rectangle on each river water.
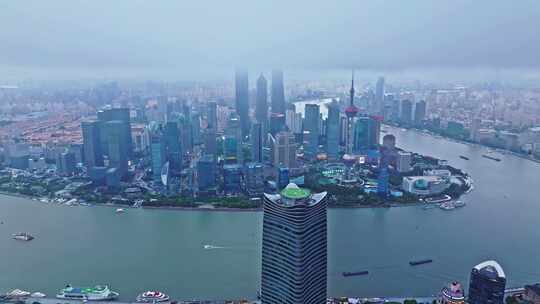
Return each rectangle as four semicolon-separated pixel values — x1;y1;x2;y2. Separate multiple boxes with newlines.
1;126;540;300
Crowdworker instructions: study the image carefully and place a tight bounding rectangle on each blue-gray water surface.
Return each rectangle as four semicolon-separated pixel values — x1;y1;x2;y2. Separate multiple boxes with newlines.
1;126;540;300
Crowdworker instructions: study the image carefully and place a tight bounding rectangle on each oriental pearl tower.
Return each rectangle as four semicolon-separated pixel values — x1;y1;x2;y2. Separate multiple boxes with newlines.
342;70;359;181
344;70;359;156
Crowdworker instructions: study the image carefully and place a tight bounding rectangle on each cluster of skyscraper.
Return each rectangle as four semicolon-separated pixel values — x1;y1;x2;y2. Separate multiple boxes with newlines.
81;107;132;187
77;71;426;197
196;69;292;194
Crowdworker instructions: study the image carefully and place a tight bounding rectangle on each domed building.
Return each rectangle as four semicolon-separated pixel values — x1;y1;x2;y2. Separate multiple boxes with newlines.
438;281;465;304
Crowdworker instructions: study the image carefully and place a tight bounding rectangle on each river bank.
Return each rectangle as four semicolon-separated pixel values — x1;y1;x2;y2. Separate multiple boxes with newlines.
387;123;540;164
0;190;470;212
2;127;539;299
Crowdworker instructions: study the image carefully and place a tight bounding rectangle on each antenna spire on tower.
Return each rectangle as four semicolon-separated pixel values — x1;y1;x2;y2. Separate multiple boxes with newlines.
350;69;355;106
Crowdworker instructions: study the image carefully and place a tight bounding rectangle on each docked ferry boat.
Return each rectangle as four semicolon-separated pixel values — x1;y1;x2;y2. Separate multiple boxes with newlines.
56;285;119;301
136;291;170;302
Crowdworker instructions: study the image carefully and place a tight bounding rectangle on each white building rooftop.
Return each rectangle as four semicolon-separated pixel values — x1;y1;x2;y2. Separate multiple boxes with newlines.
473;260;506;278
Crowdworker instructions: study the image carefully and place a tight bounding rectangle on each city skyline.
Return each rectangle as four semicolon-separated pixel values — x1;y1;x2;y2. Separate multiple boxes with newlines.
2;1;540;303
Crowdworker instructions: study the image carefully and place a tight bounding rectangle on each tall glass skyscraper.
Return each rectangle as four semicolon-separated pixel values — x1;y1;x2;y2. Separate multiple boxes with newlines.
206;101;217;130
414;100;427;125
81;121;104;168
197;154;216;192
164;121;182;172
105;120;129;178
271;70;285;115
353;116;381;153
150;126;166;182
261;183;328;304
256;74;268;123
203;128;217;158
256;74;269;142
97;107;132;158
250;122;263;163
326;101;341;160
375;76;385;114
304;103;320;159
468;260;506;304
235;69;250;137
179;114;193;155
400;99;413;124
226;113;243;164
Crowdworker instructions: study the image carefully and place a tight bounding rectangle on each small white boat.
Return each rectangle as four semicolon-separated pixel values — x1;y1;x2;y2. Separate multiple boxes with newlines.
12;232;34;241
6;289;31;298
31;292;46;298
439;202;456;210
115;208;125;213
454;200;466;208
136;291;170;303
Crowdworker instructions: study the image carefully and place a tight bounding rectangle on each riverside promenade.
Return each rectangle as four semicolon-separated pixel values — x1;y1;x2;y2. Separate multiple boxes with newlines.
7;298;256;304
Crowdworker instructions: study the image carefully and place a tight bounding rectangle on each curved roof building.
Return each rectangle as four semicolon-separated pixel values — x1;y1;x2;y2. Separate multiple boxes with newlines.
468;260;506;304
439;281;465;304
261;184;328;304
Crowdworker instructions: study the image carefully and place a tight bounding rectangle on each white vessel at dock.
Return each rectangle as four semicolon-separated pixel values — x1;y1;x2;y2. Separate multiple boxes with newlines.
136;291;170;303
56;285;119;301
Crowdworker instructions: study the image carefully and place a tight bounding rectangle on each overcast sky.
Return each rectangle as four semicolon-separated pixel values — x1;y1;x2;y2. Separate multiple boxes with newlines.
1;0;540;81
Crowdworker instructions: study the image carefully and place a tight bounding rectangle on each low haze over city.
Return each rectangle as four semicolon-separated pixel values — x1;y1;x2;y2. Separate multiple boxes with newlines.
1;1;540;304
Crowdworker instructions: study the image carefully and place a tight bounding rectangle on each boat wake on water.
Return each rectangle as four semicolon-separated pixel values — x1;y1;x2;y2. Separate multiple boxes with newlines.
203;244;227;250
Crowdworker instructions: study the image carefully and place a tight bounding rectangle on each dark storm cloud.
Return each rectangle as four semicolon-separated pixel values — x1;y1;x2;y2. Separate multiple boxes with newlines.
1;0;540;76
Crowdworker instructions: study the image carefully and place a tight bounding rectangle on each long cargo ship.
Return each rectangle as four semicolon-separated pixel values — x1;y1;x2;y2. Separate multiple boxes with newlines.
409;259;433;266
482;154;501;162
342;271;369;277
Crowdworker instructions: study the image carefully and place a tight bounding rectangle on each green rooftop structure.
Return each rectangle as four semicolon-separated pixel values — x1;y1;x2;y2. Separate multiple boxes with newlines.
280;183;311;200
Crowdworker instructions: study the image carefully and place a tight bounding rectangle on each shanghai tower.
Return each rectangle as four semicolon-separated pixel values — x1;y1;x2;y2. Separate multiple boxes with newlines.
271;70;285;115
235;68;250;137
